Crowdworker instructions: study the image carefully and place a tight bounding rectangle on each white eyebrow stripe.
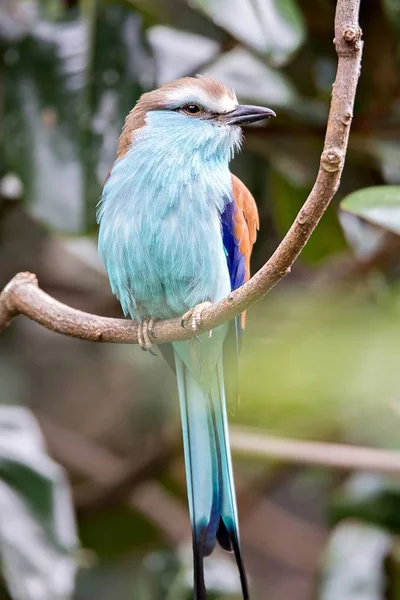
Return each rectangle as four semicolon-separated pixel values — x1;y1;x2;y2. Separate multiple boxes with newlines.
164;85;237;113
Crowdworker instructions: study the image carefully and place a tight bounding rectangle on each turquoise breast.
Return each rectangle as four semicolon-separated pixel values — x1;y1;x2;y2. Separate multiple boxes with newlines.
97;111;240;321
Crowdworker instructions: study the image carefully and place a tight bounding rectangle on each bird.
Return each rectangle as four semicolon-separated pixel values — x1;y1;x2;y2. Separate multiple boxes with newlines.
97;75;275;599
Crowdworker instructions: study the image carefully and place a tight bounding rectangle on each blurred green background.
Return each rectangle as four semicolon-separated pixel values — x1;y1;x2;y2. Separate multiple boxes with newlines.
0;0;400;599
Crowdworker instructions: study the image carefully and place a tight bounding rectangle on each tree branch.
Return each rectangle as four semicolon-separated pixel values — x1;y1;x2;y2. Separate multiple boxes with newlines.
230;427;400;475
0;0;363;344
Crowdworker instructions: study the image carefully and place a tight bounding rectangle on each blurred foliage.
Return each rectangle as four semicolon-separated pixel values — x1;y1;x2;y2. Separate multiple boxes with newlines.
318;520;393;600
0;0;400;599
329;473;400;533
341;186;400;236
240;289;400;449
0;407;78;600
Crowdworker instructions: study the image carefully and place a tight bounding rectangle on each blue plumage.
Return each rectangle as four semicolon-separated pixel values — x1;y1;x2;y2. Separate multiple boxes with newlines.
221;201;247;292
98;111;240;322
97;77;273;599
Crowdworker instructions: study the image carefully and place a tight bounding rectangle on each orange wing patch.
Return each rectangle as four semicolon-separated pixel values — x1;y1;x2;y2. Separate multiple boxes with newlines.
231;174;259;328
231;174;259;282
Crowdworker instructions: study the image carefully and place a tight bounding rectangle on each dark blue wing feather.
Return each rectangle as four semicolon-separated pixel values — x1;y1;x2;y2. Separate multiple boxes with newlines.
221;199;247;292
221;198;246;413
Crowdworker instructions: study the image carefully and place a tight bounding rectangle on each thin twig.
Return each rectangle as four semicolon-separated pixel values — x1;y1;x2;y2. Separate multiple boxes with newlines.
230;427;400;475
0;0;363;343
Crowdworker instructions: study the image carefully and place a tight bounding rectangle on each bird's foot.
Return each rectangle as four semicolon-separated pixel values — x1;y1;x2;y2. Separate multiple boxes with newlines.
137;318;157;355
181;302;213;341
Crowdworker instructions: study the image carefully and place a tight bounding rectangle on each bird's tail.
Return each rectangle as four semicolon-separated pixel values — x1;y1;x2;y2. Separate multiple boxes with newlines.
174;352;249;600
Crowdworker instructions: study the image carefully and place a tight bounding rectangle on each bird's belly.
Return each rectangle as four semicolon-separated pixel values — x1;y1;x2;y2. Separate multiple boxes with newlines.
119;211;230;321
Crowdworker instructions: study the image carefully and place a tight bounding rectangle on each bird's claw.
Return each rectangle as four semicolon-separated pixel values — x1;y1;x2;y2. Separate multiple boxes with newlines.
137;318;157;355
181;302;213;341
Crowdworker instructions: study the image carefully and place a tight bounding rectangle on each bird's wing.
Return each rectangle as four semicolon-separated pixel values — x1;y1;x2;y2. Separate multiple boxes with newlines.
221;173;259;316
221;174;259;412
232;173;259;283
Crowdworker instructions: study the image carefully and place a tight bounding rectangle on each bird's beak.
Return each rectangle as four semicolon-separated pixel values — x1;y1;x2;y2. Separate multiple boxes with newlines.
222;104;276;126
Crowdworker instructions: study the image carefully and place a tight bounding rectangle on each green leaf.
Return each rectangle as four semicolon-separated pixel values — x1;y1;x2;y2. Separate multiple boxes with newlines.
191;0;306;65
340;186;400;236
0;406;78;600
318;521;393;600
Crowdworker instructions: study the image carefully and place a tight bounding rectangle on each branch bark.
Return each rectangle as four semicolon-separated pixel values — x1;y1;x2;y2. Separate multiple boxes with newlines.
0;0;363;344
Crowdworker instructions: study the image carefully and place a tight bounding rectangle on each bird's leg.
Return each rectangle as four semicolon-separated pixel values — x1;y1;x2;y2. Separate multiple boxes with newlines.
181;301;213;341
137;318;157;355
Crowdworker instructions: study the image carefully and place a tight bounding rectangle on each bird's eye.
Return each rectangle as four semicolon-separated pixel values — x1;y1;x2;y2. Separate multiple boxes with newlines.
182;104;202;115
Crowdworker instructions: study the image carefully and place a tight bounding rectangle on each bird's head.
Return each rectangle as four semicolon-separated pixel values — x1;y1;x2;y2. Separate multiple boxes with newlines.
116;75;275;161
